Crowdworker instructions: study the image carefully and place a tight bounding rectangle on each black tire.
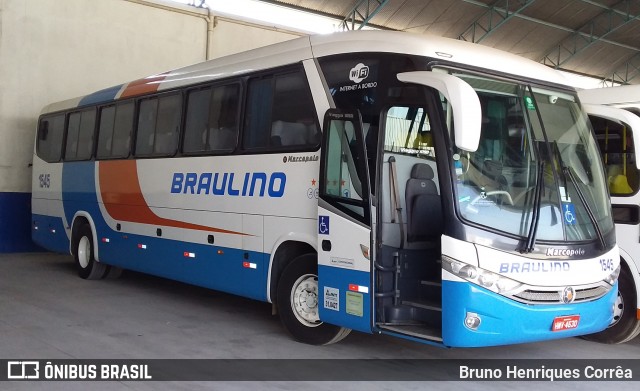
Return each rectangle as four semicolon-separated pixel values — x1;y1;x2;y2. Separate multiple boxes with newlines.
277;254;351;345
583;265;640;344
105;266;123;279
74;224;108;280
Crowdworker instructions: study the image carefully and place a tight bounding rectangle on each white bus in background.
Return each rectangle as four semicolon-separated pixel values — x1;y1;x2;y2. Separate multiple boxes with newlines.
579;85;640;343
32;30;620;348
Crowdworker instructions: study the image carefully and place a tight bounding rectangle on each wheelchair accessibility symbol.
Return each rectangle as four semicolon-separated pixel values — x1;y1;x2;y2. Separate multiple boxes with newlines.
563;203;576;225
319;215;330;235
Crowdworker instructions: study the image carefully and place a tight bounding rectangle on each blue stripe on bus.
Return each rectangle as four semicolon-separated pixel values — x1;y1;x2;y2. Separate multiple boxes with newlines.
31;214;69;254
99;232;267;301
58;161;268;301
78;84;123;107
441;279;617;347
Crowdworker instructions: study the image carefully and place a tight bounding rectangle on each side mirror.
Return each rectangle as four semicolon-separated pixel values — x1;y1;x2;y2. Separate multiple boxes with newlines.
397;71;481;152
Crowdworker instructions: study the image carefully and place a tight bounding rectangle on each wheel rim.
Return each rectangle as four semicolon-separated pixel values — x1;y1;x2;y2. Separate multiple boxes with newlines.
78;236;91;269
610;291;624;327
290;274;321;327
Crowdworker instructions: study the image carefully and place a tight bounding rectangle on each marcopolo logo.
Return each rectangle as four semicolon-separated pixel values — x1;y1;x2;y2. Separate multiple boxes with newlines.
545;248;586;257
283;155;319;163
349;63;370;83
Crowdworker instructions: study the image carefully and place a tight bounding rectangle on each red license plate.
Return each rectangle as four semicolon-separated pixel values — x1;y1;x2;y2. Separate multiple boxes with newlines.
552;315;580;332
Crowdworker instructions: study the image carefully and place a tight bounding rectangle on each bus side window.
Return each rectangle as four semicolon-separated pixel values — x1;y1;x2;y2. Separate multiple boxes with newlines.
111;102;134;158
243;77;273;149
154;93;181;155
208;84;239;152
99;102;133;159
270;72;318;147
243;68;318;151
184;87;213;153
65;112;81;160
136;97;158;156
66;110;96;161
97;106;116;158
592;115;638;195
37;114;65;162
184;84;239;154
77;110;96;160
135;93;181;157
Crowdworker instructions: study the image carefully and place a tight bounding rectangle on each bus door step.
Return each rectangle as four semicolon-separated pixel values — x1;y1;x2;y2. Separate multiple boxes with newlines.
379;324;443;342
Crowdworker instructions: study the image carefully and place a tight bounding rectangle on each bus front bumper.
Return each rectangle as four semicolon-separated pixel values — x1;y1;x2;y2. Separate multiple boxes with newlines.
441;280;617;347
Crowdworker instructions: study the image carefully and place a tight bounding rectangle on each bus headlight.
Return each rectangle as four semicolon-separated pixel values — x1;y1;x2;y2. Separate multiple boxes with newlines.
603;265;620;286
442;255;522;294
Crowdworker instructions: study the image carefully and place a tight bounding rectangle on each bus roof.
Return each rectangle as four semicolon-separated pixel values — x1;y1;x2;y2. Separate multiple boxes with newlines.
578;85;640;109
42;30;571;114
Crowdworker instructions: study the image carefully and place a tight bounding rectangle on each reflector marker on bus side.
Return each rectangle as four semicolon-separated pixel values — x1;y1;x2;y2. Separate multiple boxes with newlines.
243;262;257;269
184;252;196;258
101;238;110;243
348;284;369;294
138;244;147;249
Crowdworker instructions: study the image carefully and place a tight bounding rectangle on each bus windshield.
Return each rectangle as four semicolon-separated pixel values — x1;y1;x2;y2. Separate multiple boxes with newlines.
453;75;614;243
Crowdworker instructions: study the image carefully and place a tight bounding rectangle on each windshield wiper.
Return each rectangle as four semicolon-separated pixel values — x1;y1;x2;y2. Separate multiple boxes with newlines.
554;142;607;249
521;160;545;253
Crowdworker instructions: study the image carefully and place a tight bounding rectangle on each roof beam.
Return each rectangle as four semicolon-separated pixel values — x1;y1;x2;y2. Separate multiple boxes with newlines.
605;53;640;86
340;0;389;30
541;0;640;69
577;0;638;19
462;0;640;52
459;0;536;43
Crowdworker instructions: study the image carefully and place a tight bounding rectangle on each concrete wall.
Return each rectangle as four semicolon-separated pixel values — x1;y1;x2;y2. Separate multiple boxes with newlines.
0;0;303;251
209;16;305;59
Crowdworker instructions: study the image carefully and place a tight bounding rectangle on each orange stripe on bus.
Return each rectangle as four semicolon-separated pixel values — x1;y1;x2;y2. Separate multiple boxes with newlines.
98;160;247;236
637;309;640;320
119;74;167;99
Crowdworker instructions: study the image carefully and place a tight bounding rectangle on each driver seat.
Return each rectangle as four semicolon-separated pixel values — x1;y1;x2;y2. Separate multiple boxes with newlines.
405;163;442;242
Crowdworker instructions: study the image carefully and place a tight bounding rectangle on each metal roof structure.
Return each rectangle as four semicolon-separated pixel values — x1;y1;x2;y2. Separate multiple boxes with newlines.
256;0;640;85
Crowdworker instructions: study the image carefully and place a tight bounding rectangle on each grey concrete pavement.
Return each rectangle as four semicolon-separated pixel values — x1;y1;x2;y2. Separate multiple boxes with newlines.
1;252;638;390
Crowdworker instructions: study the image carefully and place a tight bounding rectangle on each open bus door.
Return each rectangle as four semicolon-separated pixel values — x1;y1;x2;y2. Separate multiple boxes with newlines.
316;73;482;345
317;109;375;334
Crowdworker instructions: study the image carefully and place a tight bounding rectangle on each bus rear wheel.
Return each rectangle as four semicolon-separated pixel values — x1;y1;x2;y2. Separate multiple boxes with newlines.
74;224;108;280
583;265;640;344
277;254;350;345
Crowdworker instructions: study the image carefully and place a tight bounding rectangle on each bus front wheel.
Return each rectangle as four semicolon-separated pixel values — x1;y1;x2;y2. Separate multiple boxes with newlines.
277;254;351;345
74;224;108;280
583;265;640;344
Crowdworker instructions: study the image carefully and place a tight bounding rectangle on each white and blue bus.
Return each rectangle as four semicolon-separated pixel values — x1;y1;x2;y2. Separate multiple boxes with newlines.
578;86;640;343
32;30;619;347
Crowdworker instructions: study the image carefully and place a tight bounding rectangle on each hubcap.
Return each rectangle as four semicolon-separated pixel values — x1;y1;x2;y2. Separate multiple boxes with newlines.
610;291;624;327
290;274;321;327
78;236;91;269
